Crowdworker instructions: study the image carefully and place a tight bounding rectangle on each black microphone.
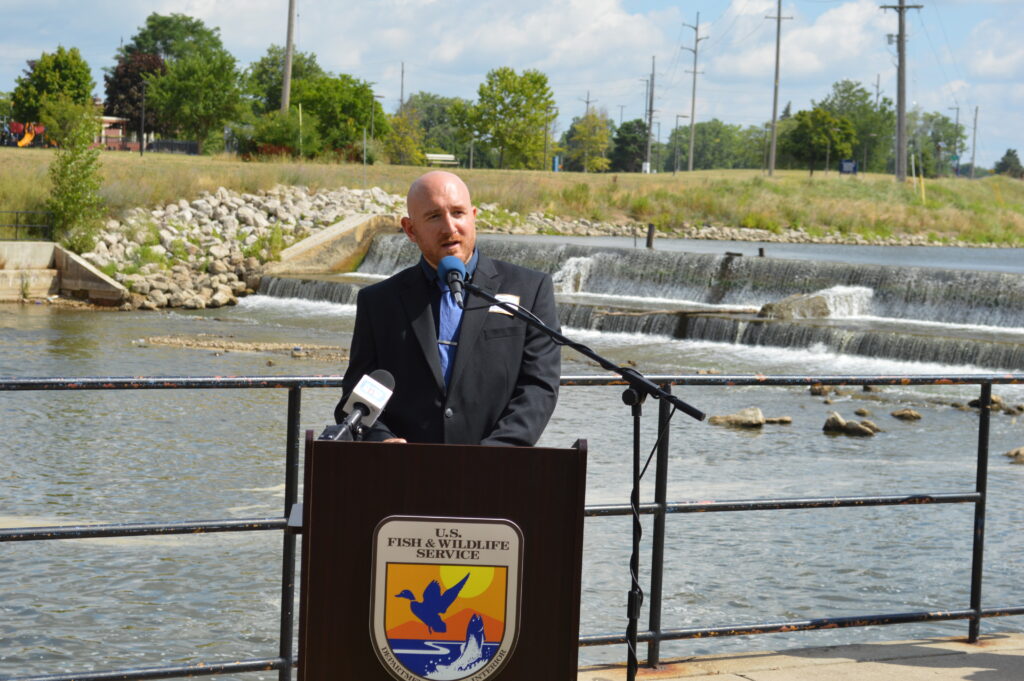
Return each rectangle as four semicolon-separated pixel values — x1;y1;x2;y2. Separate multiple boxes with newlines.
438;255;467;309
319;369;395;441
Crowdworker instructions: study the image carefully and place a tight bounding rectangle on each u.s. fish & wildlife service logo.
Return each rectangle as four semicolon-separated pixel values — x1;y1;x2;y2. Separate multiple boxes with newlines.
370;516;523;681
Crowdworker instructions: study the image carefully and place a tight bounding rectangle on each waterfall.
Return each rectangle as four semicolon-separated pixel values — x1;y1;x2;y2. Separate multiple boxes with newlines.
262;233;1024;371
258;276;362;305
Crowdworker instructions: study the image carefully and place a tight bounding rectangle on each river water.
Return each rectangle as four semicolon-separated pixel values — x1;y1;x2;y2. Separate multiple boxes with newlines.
1;237;1023;679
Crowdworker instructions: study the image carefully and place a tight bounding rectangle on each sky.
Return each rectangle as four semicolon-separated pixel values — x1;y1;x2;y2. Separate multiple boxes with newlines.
1;0;1020;168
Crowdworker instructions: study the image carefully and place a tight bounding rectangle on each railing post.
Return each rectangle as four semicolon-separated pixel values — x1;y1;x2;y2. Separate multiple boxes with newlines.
968;382;991;643
279;387;301;679
645;385;671;667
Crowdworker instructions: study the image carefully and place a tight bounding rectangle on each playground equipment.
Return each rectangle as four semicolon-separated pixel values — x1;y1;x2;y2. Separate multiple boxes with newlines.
9;122;44;147
17;126;35;147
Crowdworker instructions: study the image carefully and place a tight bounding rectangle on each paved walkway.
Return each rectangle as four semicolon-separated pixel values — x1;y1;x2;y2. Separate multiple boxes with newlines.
578;633;1024;680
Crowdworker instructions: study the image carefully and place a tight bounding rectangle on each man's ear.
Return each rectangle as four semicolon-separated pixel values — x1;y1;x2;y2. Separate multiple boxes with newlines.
400;217;417;242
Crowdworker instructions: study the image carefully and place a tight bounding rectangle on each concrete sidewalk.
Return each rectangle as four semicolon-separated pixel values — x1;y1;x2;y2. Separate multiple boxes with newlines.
578;633;1024;680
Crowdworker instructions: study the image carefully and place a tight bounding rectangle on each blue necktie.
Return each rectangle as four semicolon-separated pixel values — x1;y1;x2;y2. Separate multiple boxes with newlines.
438;282;463;388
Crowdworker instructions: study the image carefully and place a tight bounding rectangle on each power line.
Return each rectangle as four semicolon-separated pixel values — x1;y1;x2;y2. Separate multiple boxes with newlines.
682;12;707;172
914;10;959;108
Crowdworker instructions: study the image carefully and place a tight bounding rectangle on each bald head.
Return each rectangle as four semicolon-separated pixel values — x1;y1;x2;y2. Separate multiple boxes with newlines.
400;171;478;267
406;171;472;208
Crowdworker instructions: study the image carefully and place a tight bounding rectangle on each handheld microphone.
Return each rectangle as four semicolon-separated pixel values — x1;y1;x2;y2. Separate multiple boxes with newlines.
438;255;467;309
320;369;395;441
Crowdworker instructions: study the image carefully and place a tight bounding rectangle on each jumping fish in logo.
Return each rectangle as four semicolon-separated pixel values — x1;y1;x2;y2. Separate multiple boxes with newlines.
395;573;471;634
425;613;490;680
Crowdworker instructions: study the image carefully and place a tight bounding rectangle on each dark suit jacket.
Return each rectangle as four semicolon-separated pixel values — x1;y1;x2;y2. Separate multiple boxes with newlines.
335;253;561;446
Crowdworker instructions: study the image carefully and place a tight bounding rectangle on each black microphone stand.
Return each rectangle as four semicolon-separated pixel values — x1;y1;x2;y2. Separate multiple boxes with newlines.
463;281;706;680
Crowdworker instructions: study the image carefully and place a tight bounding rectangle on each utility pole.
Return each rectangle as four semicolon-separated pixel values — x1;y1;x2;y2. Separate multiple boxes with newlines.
874;73;882;107
645;58;655;173
399;61;405;112
654;120;661;172
370;93;384;139
673;113;688;175
138;79;146;157
682;13;707;172
544;105;552;172
948;105;960;175
881;0;923;182
281;0;296;112
618;104;626;125
579;91;597;172
766;0;791;176
970;106;979;179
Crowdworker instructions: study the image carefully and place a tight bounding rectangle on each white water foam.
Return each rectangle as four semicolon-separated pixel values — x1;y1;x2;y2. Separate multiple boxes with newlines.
560;290;759;312
791;286;1024;335
816;285;875;317
564;325;1024;384
235;295;356;317
552;256;595;293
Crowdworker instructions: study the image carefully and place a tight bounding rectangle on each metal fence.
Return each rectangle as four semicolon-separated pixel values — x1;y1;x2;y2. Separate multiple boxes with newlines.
1;373;1022;681
0;211;53;241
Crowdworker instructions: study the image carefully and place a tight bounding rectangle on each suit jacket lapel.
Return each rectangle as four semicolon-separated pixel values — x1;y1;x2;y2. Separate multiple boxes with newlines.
449;254;500;391
400;269;445;393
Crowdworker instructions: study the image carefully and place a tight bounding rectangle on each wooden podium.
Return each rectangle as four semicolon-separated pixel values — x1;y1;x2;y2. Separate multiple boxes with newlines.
296;434;587;680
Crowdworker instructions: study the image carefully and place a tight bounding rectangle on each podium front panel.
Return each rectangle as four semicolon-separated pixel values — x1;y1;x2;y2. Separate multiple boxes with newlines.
298;440;587;681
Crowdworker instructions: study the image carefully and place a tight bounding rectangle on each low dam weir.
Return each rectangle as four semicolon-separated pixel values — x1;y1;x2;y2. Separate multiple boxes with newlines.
259;234;1024;371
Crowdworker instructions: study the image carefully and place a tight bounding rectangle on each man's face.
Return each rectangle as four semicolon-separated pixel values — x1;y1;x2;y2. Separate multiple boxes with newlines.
401;174;478;268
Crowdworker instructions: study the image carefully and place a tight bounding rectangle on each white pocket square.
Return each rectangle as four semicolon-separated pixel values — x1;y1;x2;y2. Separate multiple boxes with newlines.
489;293;520;315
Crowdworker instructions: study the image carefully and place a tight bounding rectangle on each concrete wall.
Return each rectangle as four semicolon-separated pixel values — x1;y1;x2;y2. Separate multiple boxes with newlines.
0;242;55;269
54;246;127;305
0;242;127;305
265;213;402;275
0;269;59;300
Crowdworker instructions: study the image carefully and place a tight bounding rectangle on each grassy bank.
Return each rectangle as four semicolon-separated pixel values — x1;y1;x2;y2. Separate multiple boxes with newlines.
2;147;1023;245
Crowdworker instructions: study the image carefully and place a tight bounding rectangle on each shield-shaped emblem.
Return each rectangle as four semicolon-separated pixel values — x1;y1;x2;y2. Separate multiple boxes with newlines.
371;516;523;681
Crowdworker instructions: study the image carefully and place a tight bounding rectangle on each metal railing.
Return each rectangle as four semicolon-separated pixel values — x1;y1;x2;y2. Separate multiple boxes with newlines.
0;211;53;241
1;373;1022;680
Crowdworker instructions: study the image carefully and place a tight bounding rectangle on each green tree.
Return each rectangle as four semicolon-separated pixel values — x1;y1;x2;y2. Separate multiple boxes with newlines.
669;119;750;171
782;107;856;175
610;119;648;172
147;48;242;151
293;74;389;151
121;13;223;61
103;51;166;138
39;93;98;145
737;124;771;169
248;108;322;157
45;100;103;252
817;79;895;173
403;92;474;154
382;110;426;165
12;46;94;123
994;149;1024;179
0;91;12;118
907;109;967;177
563;109;612;172
471;67;556;169
244;44;326;114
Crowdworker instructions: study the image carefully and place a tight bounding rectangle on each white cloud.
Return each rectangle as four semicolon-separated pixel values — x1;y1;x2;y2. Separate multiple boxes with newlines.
966;18;1024;80
709;0;891;82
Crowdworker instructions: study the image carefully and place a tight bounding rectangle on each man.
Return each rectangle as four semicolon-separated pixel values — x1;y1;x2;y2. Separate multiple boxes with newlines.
335;171;560;446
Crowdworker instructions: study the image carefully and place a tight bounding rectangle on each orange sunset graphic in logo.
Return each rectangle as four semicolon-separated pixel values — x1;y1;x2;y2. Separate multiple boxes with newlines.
386;563;507;642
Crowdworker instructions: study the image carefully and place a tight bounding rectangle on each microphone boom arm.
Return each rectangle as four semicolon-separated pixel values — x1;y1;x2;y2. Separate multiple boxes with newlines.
463;281;705;422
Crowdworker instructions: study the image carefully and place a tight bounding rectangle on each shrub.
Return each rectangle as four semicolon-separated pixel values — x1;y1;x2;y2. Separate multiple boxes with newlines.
44;97;104;252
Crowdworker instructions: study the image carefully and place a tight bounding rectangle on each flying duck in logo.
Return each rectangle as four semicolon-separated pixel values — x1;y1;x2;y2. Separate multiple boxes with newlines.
395;572;471;634
371;517;522;681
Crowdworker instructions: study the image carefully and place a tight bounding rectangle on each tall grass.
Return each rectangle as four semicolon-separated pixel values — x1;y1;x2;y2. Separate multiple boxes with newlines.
1;147;1022;244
